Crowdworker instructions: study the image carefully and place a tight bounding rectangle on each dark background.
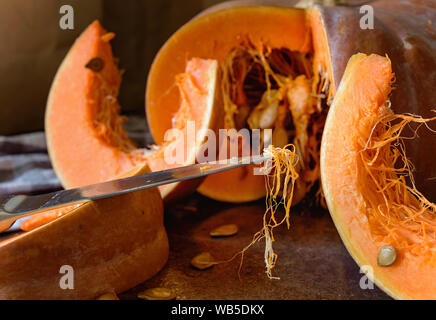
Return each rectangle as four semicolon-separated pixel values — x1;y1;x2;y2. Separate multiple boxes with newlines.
0;0;226;135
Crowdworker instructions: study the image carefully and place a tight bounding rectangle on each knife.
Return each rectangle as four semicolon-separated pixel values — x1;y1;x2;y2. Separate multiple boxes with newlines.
0;155;268;233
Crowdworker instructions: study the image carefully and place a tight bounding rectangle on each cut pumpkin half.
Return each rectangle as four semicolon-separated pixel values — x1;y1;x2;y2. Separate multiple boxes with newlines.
46;21;221;203
146;0;436;204
321;53;436;300
147;2;321;204
0;165;168;299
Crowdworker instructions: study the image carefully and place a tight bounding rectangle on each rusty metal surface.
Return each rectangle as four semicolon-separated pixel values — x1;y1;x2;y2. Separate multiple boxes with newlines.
120;195;390;300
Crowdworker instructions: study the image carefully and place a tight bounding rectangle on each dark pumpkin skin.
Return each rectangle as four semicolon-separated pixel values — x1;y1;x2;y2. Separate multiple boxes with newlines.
315;0;436;201
0;167;168;299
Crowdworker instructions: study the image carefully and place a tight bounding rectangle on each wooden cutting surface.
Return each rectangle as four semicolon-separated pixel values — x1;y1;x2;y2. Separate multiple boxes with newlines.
120;194;390;300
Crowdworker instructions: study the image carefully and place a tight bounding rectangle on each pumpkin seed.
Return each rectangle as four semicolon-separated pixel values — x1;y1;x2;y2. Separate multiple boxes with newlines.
210;224;239;237
191;252;216;270
258;100;279;129
377;245;397;266
97;292;119;300
137;287;176;300
85;57;104;72
247;90;280;129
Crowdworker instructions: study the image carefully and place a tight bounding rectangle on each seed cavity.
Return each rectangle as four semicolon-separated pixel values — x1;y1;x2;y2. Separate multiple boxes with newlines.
210;224;239;237
377;244;397;266
137;287;176;300
191;252;216;270
85;57;104;72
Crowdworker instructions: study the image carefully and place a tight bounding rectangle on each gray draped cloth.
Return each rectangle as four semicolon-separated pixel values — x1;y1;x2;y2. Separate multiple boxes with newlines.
0;116;152;197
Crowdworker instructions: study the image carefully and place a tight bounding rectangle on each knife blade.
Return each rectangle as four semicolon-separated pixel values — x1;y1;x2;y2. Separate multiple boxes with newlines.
0;155;268;232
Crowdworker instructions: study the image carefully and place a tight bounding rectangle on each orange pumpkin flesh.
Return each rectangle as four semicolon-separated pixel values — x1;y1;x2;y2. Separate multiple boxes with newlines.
0;165;168;299
147;4;326;203
321;53;436;300
147;5;311;142
147;0;436;205
144;1;436;299
46;21;220;202
35;1;436;299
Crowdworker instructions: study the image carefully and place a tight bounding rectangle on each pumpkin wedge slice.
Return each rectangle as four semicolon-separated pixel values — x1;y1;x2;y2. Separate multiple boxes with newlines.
0;165;168;299
46;21;220;203
321;53;436;300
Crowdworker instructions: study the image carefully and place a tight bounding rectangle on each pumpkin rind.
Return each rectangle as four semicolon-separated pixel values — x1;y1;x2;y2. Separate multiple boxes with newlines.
0;166;168;299
312;0;436;201
146;0;436;299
